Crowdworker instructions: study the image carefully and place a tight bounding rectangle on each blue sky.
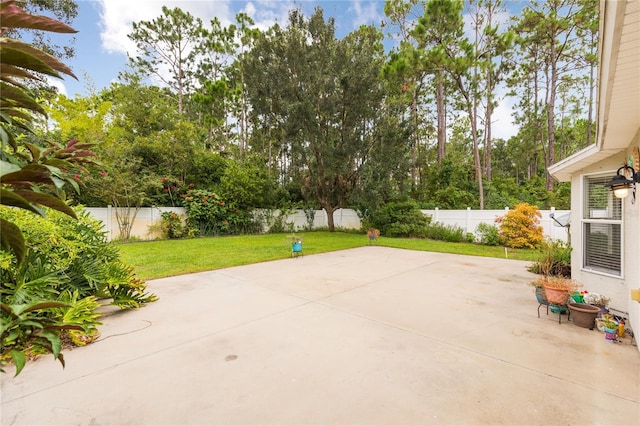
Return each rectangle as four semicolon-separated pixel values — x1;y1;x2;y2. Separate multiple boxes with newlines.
58;1;387;97
51;0;521;138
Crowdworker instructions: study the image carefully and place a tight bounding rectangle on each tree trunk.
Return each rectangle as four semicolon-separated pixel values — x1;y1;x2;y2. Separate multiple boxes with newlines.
411;86;419;187
485;67;492;183
587;43;595;146
471;26;483;210
324;205;336;232
546;63;557;192
468;103;484;210
437;69;446;166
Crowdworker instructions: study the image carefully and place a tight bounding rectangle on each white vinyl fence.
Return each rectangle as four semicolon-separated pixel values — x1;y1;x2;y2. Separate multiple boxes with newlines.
85;206;185;241
422;207;571;243
86;206;570;243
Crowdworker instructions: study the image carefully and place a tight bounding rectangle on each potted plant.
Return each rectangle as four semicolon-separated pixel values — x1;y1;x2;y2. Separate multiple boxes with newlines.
568;302;601;329
602;314;618;342
530;279;550;318
582;292;611;315
290;233;303;257
530;279;547;303
534;276;579;306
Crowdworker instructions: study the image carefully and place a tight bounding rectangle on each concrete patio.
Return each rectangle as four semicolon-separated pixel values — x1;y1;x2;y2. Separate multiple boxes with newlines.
2;247;639;425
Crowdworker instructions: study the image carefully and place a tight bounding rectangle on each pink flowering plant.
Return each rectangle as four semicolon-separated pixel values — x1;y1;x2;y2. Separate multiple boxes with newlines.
182;190;229;236
160;211;185;239
180;188;259;236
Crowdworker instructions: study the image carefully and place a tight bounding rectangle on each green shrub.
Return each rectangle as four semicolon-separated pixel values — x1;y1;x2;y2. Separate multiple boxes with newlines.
160;211;185;239
528;239;572;277
1;299;84;375
182;190;225;236
54;290;102;346
495;203;543;249
368;200;431;238
1;205;157;374
424;222;471;243
1;206;157;307
182;189;258;236
476;223;501;246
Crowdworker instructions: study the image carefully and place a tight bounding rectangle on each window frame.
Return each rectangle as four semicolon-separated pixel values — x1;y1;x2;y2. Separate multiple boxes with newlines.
581;172;624;278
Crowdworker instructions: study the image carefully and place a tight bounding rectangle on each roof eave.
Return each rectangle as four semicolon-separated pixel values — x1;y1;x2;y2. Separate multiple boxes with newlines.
548;144;624;182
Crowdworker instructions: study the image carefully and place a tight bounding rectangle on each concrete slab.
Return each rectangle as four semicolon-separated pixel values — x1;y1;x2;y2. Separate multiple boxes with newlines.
2;247;639;425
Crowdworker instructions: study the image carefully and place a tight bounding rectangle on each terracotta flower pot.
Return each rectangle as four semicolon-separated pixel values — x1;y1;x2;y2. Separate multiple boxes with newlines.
544;285;570;305
568;303;600;329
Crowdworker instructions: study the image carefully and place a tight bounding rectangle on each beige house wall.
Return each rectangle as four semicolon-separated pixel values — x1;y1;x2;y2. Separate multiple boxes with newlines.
567;143;640;341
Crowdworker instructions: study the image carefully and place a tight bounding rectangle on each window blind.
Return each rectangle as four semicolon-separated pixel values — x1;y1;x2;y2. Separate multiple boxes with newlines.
582;174;623;276
583;175;622;220
583;223;622;274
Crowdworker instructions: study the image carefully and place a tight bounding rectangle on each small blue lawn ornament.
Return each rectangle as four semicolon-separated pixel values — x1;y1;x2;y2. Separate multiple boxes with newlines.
291;241;303;258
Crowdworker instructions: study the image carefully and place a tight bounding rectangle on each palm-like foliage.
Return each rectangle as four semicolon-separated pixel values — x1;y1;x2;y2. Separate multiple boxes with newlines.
1;0;96;264
1;0;101;376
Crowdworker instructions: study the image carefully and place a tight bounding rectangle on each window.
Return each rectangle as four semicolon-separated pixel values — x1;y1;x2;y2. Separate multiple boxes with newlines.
582;175;622;276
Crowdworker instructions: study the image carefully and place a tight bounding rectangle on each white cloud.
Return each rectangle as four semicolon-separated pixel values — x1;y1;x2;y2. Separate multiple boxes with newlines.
350;0;383;28
490;94;518;140
98;0;235;56
47;75;67;97
97;0;302;59
242;0;294;30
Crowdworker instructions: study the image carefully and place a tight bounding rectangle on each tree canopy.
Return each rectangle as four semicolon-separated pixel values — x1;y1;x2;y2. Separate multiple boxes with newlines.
40;0;597;227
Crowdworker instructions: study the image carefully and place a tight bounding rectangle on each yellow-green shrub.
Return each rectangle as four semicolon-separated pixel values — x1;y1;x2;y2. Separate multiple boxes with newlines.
496;203;543;249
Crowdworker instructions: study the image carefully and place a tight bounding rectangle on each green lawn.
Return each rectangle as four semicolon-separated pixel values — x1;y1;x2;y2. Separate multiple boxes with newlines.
116;232;539;281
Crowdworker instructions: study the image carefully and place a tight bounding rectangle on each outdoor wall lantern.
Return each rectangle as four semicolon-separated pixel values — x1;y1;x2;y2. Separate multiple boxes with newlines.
607;165;640;203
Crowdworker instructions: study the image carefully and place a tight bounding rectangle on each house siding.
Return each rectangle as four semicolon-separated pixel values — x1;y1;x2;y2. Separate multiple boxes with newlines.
570;148;640;342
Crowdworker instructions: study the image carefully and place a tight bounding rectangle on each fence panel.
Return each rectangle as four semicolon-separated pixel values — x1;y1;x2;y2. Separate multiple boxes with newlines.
84;206;570;243
422;208;570;243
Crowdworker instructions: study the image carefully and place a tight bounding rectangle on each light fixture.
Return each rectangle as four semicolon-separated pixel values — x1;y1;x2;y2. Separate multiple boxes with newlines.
607;165;640;203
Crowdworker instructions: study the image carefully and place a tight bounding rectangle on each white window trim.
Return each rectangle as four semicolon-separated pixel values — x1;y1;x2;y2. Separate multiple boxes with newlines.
580;172;624;279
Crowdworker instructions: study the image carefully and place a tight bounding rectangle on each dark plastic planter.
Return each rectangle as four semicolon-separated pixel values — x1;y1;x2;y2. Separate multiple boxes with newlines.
568;302;601;329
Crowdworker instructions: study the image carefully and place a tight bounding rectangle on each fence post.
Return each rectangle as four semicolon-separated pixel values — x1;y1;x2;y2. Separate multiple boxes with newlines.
434;207;439;222
466;207;471;233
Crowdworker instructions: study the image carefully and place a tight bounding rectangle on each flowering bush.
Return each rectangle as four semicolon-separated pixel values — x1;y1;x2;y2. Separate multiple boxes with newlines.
156;181;260;237
160;211;184;239
182;190;229;236
159;177;185;207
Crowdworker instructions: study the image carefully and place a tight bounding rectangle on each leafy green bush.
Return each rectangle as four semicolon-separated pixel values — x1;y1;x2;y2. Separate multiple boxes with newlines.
182;190;227;235
1;300;84;375
424;222;473;243
367;200;431;238
54;290;102;346
495;203;543;249
160;211;185;239
1;206;157;306
528;239;572;277
476;223;501;246
1;205;157;374
182;189;258;236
